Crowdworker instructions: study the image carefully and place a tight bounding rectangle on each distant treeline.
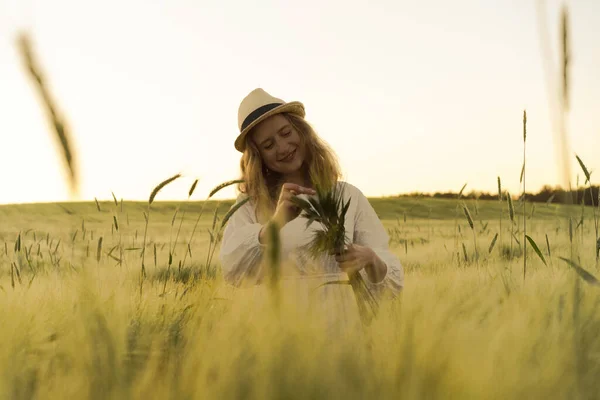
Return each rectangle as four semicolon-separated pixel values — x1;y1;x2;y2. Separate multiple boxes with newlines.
399;185;600;206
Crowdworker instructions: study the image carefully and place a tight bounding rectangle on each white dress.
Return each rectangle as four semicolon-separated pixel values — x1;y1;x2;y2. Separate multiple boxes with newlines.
218;181;404;329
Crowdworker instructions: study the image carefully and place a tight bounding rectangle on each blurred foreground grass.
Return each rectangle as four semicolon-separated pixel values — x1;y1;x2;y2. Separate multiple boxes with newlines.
1;197;599;399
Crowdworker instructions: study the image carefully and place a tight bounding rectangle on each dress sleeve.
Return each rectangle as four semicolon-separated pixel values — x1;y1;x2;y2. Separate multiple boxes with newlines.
218;196;266;287
351;186;405;297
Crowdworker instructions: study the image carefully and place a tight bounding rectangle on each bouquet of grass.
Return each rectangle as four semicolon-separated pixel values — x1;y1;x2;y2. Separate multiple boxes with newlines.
290;183;379;324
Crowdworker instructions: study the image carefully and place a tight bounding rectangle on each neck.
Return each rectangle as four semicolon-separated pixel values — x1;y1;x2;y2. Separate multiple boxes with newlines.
281;168;310;188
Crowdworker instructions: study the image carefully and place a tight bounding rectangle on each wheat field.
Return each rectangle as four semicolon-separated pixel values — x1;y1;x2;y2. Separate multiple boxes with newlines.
1;194;599;400
5;2;598;398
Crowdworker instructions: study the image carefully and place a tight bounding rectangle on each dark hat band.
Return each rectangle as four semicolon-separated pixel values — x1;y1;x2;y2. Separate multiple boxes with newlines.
241;102;283;132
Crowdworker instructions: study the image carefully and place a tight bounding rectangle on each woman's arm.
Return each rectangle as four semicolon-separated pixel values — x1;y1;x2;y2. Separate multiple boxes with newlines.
218;197;266;286
350;185;405;297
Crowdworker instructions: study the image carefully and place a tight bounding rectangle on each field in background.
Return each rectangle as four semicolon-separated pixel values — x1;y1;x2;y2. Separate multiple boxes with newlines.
4;2;597;397
1;196;600;399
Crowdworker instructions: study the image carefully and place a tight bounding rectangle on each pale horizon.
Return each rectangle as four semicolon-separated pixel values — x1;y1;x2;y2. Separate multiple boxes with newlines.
1;0;599;205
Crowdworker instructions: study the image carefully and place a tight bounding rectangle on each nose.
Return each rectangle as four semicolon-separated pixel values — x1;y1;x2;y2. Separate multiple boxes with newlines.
274;137;289;155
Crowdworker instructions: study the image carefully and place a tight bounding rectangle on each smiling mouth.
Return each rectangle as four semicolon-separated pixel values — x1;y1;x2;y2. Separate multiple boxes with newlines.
278;149;296;162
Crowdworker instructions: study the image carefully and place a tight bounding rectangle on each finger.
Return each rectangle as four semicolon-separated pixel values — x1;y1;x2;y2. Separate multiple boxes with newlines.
282;183;316;195
337;261;349;270
338;261;359;272
302;187;317;195
282;200;298;210
282;183;302;192
335;253;356;263
280;191;296;202
332;246;351;257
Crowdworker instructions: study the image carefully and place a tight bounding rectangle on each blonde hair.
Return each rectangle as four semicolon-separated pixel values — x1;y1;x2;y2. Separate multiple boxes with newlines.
237;113;342;222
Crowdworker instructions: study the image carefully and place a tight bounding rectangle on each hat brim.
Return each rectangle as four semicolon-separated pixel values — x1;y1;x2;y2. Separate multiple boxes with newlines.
235;101;305;152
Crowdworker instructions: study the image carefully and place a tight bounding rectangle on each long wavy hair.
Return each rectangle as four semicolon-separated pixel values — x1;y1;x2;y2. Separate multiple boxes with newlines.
237;113;342;223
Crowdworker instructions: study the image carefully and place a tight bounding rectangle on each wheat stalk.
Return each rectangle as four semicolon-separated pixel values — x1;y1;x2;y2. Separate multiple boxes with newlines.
569;217;574;261
96;237;103;264
175;179;199;248
498;176;503;256
507;191;515;258
489;233;498;254
266;221;282;308
290;184;379;324
560;257;600;286
575;155;598;263
166;178;199;286
454;183;468;265
149;173;182;205
523;110;528;280
142;173;182;294
209;179;244;198
535;2;573;201
180;179;239;269
462;202;478;264
16;33;80;197
204;204;220;272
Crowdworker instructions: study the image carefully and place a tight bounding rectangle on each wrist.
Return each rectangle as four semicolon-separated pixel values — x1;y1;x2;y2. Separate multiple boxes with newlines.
365;250;386;283
258;217;284;244
368;248;378;267
271;212;287;229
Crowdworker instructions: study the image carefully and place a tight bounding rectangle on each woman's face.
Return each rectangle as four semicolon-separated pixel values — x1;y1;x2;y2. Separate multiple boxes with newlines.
251;114;306;176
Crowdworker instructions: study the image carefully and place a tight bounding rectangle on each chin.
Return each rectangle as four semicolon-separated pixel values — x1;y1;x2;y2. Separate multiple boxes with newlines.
275;158;304;175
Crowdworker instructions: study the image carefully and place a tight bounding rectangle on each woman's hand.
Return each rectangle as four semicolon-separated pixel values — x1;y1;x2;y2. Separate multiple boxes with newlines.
335;244;387;283
259;183;315;244
272;183;316;227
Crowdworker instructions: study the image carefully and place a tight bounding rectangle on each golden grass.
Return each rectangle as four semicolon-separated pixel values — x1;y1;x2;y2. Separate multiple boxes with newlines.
2;198;600;399
16;33;79;197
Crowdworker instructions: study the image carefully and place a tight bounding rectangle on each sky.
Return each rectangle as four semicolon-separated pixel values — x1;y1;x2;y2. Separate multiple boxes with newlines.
0;0;598;204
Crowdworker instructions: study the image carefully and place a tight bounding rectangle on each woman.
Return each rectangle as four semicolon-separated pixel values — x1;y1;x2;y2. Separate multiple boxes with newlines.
219;88;404;302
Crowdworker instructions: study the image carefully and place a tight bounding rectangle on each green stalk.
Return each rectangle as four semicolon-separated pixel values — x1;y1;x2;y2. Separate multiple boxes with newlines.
576;155;598;264
523;110;527;281
181;179;243;269
291;184;379;325
498;177;503;257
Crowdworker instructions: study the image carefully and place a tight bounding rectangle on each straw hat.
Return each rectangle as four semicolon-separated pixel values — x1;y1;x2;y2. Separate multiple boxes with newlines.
235;88;305;152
